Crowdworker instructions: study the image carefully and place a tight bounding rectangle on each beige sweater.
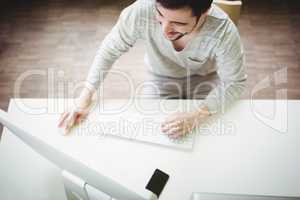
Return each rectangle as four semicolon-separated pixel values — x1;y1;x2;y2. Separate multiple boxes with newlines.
86;0;247;114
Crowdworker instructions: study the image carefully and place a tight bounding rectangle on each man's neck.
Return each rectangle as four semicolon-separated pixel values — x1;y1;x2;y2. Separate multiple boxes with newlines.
190;13;208;37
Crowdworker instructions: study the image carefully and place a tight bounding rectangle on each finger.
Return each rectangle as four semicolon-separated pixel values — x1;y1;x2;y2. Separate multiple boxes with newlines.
75;115;82;124
163;127;182;137
162;116;179;125
75;113;87;124
162;119;181;128
62;125;71;135
58;112;68;126
62;127;70;135
58;112;69;127
161;123;172;132
60;119;73;135
166;126;183;135
161;121;182;132
64;111;77;130
169;131;184;139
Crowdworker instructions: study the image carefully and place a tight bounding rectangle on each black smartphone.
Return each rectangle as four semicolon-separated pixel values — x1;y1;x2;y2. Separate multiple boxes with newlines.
145;168;169;198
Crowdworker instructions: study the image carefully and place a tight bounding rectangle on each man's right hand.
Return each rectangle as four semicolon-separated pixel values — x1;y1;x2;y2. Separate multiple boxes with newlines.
58;106;90;135
58;86;94;135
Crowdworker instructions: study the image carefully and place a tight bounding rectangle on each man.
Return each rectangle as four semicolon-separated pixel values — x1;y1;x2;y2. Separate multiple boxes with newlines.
58;0;246;138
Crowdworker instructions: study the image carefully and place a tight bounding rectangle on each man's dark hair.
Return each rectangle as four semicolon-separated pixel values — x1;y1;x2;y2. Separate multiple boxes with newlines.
156;0;213;17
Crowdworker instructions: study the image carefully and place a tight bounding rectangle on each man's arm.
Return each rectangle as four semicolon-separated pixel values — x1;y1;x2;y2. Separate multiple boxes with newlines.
58;1;145;133
85;1;144;92
160;21;246;138
201;22;247;115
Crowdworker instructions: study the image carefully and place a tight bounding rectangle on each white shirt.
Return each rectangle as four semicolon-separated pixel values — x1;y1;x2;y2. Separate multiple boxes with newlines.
86;0;247;114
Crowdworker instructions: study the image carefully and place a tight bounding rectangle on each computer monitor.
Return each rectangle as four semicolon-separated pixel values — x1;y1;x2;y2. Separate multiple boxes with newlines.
0;108;151;200
192;192;300;200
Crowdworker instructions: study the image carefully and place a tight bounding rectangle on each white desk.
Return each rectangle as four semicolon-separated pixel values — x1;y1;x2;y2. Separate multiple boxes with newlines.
0;99;300;200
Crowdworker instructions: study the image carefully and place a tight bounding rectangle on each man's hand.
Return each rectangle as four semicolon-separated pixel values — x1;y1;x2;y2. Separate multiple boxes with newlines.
58;106;90;135
161;107;210;139
58;87;94;135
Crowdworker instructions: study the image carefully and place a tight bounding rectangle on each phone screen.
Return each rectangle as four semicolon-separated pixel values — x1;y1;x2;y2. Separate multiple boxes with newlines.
145;169;169;197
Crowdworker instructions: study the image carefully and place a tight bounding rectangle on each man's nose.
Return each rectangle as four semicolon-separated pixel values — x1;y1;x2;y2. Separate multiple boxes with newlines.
161;21;173;33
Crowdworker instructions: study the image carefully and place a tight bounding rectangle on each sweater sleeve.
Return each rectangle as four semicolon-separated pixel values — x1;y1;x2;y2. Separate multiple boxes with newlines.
85;1;144;91
202;22;247;114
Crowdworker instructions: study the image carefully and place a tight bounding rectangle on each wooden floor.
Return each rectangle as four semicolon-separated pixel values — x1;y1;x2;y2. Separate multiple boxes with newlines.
0;0;299;137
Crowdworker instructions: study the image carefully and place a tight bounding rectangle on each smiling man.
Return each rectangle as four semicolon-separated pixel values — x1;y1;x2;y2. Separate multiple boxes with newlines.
59;0;247;138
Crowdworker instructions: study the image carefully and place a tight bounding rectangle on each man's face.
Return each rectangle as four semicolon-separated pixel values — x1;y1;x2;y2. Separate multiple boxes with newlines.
155;3;199;41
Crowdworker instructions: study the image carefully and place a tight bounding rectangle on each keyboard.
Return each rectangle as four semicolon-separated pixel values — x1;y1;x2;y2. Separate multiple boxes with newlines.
73;108;196;150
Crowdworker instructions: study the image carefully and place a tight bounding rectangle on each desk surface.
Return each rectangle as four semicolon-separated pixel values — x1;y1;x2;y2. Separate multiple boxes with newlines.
0;99;300;200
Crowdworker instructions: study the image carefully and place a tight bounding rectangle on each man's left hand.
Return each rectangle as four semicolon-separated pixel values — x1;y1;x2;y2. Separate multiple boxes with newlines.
161;109;210;139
